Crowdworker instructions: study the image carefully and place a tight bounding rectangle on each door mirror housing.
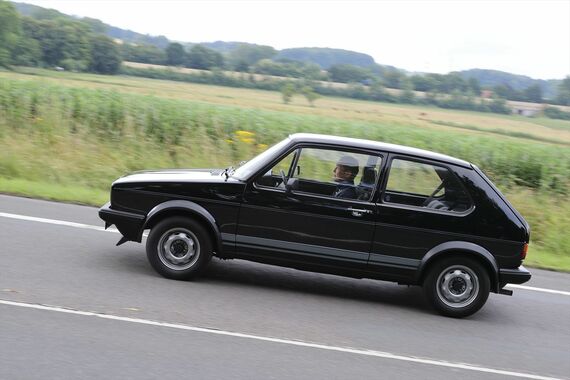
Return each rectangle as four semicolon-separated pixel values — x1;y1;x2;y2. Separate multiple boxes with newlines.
285;177;299;193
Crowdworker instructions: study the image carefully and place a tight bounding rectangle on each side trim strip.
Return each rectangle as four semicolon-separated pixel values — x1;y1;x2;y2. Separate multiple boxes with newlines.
368;253;420;268
221;233;236;242
236;235;367;261
235;235;418;269
235;243;366;264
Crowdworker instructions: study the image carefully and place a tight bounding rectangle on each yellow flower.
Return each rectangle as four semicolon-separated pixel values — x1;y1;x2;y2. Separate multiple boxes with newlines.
225;139;234;144
235;130;255;138
257;143;268;150
235;130;256;144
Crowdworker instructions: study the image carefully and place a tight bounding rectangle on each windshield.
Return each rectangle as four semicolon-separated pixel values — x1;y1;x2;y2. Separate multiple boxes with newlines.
231;137;292;180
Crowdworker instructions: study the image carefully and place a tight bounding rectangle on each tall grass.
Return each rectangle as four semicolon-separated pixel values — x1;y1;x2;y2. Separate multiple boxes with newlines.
1;79;569;269
2;80;569;191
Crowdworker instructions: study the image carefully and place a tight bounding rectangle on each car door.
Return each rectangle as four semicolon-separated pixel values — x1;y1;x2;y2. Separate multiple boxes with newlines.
236;144;383;271
368;155;475;280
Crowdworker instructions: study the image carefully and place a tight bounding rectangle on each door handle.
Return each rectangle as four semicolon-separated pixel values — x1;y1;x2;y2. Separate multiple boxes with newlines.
348;208;373;217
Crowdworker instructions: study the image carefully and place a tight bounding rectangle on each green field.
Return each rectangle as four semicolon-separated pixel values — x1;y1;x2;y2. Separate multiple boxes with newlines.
1;67;569;271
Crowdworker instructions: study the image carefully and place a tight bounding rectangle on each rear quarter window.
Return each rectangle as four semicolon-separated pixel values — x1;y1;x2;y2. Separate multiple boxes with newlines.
384;158;472;213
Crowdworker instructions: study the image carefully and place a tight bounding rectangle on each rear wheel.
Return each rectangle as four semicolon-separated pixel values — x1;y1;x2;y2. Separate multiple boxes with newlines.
146;217;212;280
424;257;490;318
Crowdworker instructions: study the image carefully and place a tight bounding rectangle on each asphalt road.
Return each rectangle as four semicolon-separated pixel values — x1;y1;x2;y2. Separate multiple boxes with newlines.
1;194;569;380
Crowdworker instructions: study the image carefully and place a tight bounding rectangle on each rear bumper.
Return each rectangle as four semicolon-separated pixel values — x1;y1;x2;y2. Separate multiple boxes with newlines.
98;202;145;242
499;265;531;285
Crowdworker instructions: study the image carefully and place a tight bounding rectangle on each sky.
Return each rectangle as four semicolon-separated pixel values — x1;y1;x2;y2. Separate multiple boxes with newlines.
18;0;570;79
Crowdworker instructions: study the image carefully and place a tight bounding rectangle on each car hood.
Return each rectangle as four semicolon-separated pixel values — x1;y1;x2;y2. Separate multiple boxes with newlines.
112;169;230;185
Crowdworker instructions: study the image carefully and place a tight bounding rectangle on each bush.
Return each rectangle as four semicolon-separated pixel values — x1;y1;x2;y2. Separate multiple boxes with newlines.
544;106;570;120
60;59;88;72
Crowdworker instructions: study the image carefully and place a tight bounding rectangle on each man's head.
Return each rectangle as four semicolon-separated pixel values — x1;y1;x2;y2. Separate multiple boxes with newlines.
333;155;359;183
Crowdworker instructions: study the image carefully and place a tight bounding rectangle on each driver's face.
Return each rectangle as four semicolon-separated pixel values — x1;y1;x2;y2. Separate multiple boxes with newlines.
333;165;354;182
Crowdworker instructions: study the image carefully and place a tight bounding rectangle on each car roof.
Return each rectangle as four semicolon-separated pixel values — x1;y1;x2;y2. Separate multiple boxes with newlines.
289;133;472;168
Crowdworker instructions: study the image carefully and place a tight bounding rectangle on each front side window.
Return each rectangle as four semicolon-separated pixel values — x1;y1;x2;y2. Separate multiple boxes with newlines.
255;146;382;201
384;158;471;213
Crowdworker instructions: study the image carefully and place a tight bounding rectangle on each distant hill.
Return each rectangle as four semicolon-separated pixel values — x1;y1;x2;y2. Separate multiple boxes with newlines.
199;41;244;54
196;44;376;70
456;69;560;100
275;48;376;69
12;1;565;98
12;2;170;48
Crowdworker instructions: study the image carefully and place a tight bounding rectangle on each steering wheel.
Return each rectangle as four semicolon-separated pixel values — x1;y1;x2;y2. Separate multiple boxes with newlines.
422;180;446;207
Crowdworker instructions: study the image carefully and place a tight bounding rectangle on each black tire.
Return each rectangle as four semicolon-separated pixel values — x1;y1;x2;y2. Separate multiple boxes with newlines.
146;216;212;280
423;257;490;318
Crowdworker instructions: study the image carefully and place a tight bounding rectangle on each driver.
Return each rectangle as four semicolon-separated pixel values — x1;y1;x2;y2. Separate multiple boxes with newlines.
333;155;359;199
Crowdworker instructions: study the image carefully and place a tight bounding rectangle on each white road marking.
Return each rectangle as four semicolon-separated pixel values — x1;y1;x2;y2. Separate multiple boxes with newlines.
0;212;568;296
0;212;119;234
0;299;563;380
506;284;570;296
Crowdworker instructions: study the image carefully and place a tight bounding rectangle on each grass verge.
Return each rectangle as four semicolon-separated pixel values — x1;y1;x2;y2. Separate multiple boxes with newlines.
0;178;108;206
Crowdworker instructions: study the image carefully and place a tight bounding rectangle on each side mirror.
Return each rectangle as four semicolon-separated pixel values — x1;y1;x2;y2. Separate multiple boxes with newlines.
285;177;299;194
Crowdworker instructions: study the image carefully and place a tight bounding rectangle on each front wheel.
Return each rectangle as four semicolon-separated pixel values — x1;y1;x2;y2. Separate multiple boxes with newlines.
146;217;212;280
424;257;490;318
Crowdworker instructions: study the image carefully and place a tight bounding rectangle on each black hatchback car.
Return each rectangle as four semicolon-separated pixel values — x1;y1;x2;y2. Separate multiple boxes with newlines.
99;133;531;317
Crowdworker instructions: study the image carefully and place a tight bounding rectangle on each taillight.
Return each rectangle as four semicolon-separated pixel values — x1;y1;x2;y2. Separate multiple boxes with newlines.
521;243;528;260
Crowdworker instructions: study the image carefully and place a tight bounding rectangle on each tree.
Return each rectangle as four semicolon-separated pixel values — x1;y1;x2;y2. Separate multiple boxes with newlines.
468;77;481;96
120;43;166;64
427;73;447;93
445;73;468;93
346;83;368;99
328;64;370;83
493;83;516;100
254;59;290;77
399;78;415;104
0;0;20;67
229;43;276;71
369;81;392;102
234;60;250;72
89;35;121;74
82;17;107;34
186;44;224;70
22;17;91;66
166;42;185;66
301;86;320;107
488;96;510;114
382;68;404;89
301;63;323;80
555;76;570;106
523;84;542;103
10;35;41;66
281;83;296;104
411;75;437;92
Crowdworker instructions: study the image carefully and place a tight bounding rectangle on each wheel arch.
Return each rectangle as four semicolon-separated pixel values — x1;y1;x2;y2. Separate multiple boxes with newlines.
417;241;499;292
141;200;222;254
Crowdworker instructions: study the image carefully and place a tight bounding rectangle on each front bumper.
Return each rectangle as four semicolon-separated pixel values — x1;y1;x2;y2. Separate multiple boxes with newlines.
99;202;145;243
499;265;531;285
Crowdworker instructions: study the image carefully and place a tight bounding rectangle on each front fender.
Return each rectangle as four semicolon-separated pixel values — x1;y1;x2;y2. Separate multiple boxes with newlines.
142;200;222;252
417;241;499;292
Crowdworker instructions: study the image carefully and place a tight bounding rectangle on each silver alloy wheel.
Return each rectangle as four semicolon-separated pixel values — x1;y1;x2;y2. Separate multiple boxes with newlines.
157;228;200;271
436;265;479;308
